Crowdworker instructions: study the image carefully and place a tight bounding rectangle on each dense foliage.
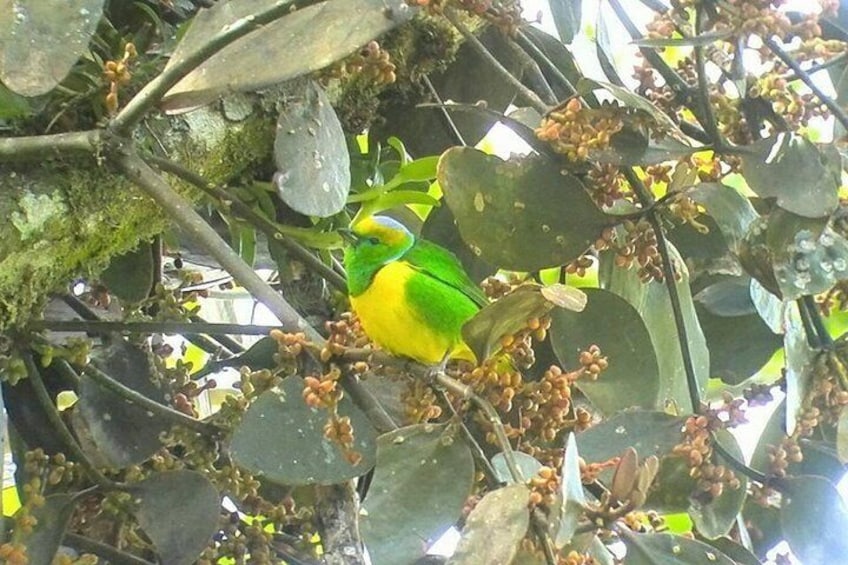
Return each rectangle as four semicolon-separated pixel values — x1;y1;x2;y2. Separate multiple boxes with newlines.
2;0;848;563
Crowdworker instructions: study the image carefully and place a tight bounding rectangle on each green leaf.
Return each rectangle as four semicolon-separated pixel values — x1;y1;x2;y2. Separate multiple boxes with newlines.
18;493;78;565
556;433;587;546
550;0;582;43
743;500;782;559
356;190;441;220
631;30;734;47
0;0;104;96
80;341;170;467
783;303;817;436
449;484;531;565
599;245;710;411
491;451;544;484
689;431;748;538
462;283;586;362
621;532;736;564
161;0;416;110
595;5;624;85
575;411;685;463
750;398;786;476
231;376;377;485
0;82;31;119
688;183;759;252
132;470;221;565
595;127;701;167
438;148;607;271
361;424;474;565
740;133;839;218
781;476;848;563
702;536;761;565
550;288;660;413
518;26;585;101
273;81;350;217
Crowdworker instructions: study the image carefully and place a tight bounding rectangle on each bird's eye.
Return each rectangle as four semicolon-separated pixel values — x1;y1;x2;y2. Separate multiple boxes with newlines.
368;237;380;245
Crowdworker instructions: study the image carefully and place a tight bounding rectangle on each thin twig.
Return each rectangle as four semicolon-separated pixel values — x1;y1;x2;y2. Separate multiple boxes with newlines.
112;148;324;343
783;51;848;82
444;9;549;114
64;533;156;565
22;353;119;491
693;8;727;151
440;390;501;485
764;36;848;133
83;363;222;435
110;0;326;133
422;76;468;146
31;319;281;336
144;154;347;291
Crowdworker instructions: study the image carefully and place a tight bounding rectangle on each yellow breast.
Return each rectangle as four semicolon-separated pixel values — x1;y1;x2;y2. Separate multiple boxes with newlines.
350;261;472;365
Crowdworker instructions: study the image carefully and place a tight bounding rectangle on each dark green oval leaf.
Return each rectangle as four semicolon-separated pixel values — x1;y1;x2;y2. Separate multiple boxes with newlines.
550;288;660;413
688;183;759;252
491;451;544;484
361;424;474;565
132;470;220;565
231;376;377;485
438;148;607;271
449;484;530;565
689;430;748;538
575;411;685;463
740;133;839;218
621;531;735;564
99;241;155;304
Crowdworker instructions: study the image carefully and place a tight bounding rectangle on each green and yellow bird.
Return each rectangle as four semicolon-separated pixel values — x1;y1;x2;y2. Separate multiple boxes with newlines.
343;215;488;365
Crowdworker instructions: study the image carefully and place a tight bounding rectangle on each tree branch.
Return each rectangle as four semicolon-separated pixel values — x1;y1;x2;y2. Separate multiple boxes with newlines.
112;147;324;343
31;319;279;336
0;129;102;162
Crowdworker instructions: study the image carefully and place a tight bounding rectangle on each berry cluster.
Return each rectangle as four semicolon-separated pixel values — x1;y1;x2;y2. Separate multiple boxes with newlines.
103;42;136;115
672;415;741;502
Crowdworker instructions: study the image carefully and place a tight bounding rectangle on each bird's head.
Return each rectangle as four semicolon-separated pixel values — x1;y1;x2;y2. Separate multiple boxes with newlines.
342;216;415;295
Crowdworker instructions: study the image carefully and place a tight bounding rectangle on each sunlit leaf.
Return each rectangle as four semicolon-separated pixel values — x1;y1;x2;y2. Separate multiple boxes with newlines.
550;0;581;43
438;148;607;271
132;470;221;565
783;302;818;436
361;424;474;565
688;183;759;252
231;376;377;485
450;484;530;565
162;0;415;110
550;288;660;413
0;0;104;96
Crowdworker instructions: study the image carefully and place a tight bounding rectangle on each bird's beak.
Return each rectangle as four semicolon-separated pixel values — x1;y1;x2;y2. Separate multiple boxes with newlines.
338;228;358;244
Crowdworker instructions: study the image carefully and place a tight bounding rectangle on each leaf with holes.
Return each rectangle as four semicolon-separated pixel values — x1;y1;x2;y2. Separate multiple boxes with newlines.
550;288;660;413
361;424;474;565
740;133;839;218
438;148;607;271
231;376;377;485
449;484;530;565
273;81;349;217
161;0;415;111
132;470;220;565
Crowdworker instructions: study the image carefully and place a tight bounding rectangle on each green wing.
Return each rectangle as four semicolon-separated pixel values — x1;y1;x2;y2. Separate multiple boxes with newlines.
403;239;489;308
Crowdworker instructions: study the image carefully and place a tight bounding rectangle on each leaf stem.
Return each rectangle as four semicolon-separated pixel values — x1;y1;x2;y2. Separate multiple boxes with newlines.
82;363;221;435
422;76;468;146
444;9;549;115
22;353;119;491
109;0;326;133
144;154;347;292
693;8;728;152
